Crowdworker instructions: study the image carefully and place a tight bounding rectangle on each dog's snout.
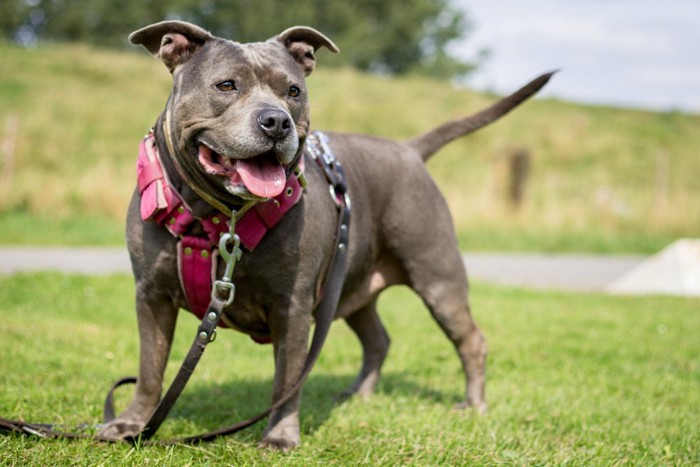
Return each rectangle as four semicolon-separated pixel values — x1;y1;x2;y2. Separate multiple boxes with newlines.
258;109;292;140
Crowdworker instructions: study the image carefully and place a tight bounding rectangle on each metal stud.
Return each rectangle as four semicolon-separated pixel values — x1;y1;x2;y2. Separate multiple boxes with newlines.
207;312;217;322
338;243;346;252
184;247;193;255
212;216;220;225
201;250;209;258
198;331;208;342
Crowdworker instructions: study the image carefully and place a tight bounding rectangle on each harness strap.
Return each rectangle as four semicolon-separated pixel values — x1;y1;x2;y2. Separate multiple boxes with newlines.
178;237;218;321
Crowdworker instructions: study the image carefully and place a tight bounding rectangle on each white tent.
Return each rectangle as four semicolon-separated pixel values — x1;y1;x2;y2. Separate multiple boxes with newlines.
608;239;700;296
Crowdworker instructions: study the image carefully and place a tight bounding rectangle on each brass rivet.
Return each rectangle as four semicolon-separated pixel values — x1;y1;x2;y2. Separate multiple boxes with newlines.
285;187;294;197
169;217;176;225
178;206;185;214
184;247;193;255
201;250;209;258
212;216;220;225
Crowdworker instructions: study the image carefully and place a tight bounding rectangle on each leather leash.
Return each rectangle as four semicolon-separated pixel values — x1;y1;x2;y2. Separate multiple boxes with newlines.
0;132;350;445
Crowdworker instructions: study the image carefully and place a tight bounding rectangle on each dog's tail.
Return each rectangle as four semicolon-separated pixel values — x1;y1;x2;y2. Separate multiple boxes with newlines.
406;71;557;162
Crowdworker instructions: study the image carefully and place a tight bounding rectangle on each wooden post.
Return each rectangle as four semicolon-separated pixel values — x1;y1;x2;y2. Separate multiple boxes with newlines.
508;147;530;209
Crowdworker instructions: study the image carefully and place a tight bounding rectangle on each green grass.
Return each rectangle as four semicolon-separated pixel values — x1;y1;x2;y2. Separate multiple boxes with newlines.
1;42;699;252
1;272;698;464
0;210;124;245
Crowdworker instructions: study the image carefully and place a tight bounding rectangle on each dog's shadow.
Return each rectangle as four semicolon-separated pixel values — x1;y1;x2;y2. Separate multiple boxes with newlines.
167;371;457;439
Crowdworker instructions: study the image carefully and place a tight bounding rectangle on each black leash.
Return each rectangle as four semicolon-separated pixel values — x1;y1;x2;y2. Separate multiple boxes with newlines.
0;132;350;445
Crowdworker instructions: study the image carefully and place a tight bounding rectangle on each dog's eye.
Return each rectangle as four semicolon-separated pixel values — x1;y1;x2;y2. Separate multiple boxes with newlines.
288;85;301;98
216;80;236;92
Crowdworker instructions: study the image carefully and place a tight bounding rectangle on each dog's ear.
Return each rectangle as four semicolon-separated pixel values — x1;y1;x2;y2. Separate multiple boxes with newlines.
129;21;214;73
273;27;339;76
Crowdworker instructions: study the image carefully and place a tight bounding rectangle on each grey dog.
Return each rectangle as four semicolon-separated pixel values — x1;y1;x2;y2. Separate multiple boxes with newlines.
98;20;552;449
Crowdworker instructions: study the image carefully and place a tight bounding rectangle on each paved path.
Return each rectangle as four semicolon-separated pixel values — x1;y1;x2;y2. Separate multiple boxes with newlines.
0;247;645;292
463;252;644;292
0;247;132;275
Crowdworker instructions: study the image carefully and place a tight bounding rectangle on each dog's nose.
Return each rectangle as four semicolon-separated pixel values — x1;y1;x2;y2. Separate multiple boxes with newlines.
257;109;292;140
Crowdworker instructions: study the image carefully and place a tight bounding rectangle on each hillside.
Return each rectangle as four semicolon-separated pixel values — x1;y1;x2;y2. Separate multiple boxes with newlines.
1;42;698;252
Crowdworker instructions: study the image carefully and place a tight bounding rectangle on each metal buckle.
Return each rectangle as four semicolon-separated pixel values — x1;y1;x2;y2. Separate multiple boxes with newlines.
210;208;242;308
294;165;308;189
212;280;236;306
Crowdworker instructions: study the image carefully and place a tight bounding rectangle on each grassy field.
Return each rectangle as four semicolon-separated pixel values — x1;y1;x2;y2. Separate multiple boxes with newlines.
1;42;699;253
0;272;698;464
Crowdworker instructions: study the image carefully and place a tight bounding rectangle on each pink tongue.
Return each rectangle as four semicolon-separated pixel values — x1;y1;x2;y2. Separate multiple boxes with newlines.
235;157;286;198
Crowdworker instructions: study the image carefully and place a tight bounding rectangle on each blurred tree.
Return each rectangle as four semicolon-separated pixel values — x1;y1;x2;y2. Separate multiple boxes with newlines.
0;0;33;45
0;0;484;79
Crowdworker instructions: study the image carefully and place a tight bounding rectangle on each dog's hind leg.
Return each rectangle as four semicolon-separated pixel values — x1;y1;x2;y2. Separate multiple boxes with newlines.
408;252;488;413
383;175;488;412
342;297;391;399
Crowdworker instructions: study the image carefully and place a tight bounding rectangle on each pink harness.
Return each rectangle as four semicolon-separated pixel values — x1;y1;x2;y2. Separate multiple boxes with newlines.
136;133;305;340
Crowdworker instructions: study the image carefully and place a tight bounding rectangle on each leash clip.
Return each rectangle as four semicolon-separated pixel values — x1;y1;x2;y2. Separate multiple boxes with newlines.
211;280;236;307
21;425;48;438
218;209;243;283
213;209;242;306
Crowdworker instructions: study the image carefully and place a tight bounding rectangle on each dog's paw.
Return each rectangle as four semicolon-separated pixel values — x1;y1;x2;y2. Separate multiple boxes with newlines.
259;421;301;451
336;388;372;404
97;419;144;440
258;436;300;451
338;377;379;403
453;400;488;414
260;415;301;450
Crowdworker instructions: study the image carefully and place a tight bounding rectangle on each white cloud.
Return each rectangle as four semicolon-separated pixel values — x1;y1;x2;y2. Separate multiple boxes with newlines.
452;0;700;112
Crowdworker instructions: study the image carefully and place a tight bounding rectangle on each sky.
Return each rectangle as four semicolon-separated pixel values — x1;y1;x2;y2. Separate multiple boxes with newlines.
451;0;700;113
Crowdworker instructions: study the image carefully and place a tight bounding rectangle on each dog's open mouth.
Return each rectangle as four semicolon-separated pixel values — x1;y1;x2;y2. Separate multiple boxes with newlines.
198;145;286;198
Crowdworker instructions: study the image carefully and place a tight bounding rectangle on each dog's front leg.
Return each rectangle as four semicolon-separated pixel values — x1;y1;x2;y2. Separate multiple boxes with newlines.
259;305;312;450
99;291;178;439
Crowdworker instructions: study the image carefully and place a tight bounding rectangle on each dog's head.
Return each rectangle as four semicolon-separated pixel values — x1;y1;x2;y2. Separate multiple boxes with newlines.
130;21;338;201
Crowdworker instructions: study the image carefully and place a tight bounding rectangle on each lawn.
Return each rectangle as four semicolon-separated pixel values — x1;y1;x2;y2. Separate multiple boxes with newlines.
1;272;698;464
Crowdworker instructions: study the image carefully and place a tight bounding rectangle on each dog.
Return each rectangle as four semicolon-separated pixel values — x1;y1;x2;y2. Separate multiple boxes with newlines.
98;20;552;449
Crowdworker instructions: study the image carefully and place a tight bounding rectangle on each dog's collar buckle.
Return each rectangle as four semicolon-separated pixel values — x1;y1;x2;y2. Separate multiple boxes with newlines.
293;164;308;189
